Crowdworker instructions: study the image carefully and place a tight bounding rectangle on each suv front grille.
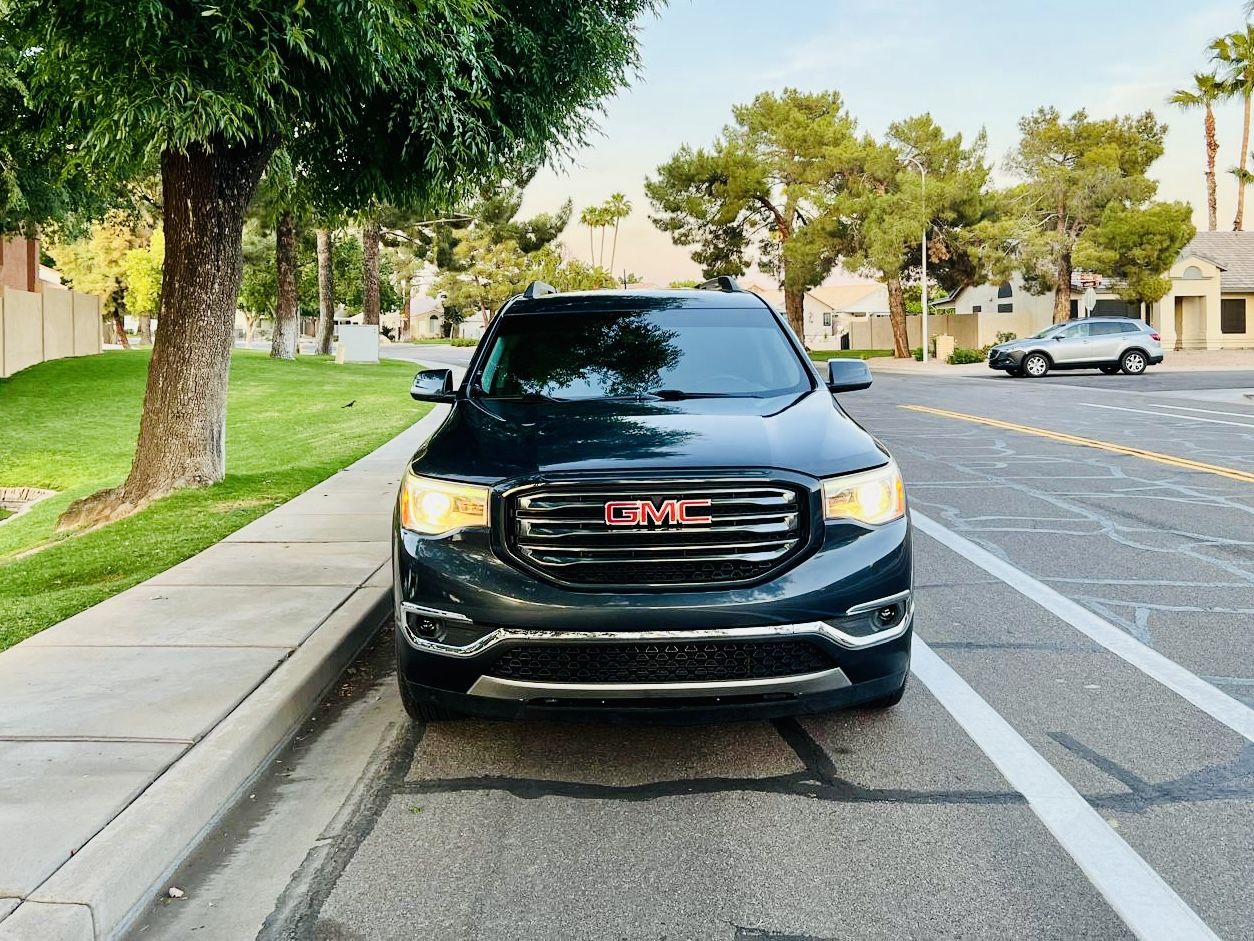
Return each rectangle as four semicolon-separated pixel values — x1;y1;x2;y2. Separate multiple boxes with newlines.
487;639;833;684
505;480;808;589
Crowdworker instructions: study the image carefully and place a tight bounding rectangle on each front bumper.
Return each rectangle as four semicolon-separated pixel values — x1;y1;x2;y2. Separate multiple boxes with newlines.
393;514;912;721
987;349;1023;370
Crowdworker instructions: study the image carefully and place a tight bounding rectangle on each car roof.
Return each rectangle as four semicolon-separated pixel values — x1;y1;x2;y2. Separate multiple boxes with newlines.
501;289;773;315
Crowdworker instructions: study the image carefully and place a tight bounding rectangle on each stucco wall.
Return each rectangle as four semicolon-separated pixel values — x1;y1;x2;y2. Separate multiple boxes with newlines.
42;288;75;361
2;287;44;376
846;311;1043;353
72;292;101;357
1;287;102;378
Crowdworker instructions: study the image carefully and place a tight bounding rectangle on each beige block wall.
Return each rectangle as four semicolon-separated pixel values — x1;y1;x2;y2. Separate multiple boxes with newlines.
1;287;103;378
847;312;1043;353
42;288;74;361
72;292;101;357
2;287;44;377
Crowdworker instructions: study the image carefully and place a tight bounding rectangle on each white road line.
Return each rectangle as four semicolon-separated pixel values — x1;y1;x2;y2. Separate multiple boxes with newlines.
1147;402;1254;419
1081;401;1254;429
911;511;1254;743
910;638;1220;941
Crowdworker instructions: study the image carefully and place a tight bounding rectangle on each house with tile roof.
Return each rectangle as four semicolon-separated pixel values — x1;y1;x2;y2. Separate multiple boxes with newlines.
1160;231;1254;350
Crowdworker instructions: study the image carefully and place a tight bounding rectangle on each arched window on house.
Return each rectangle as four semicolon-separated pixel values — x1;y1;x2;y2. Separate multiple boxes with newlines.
996;282;1013;313
1181;265;1204;280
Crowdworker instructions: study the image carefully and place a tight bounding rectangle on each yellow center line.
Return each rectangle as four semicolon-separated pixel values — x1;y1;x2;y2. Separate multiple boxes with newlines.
899;404;1254;485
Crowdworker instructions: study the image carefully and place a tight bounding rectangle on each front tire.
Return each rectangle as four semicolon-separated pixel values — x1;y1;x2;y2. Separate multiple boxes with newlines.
1022;353;1050;378
1120;350;1148;375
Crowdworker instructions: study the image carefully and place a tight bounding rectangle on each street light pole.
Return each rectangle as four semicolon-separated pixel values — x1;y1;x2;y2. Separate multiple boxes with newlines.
902;155;929;363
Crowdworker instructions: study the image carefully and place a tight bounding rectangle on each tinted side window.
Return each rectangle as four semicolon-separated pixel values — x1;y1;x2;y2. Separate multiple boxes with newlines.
1089;322;1123;336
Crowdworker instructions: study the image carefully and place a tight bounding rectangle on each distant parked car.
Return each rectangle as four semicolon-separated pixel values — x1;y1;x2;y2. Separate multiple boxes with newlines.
987;317;1163;378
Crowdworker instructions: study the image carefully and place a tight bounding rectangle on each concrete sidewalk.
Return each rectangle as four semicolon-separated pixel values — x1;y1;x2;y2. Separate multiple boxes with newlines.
0;404;446;941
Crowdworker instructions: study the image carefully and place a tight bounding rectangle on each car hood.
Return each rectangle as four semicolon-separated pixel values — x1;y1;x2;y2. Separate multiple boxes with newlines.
410;390;888;483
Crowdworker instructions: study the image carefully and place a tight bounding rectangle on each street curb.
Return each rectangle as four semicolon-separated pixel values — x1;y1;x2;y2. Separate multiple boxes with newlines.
1;584;392;941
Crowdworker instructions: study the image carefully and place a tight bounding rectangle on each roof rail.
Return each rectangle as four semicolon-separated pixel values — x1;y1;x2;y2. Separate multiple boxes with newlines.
696;276;743;293
523;280;558;299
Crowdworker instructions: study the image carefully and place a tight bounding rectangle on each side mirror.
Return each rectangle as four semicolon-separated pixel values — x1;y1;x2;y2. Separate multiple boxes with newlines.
827;359;872;393
410;368;455;402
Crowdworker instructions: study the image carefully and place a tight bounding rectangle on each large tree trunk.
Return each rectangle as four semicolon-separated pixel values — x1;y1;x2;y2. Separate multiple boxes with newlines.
886;276;910;359
1053;250;1073;323
270;209;299;359
362;219;381;326
314;228;336;355
1205;104;1219;232
1236;94;1251;231
58;137;273;530
783;286;806;345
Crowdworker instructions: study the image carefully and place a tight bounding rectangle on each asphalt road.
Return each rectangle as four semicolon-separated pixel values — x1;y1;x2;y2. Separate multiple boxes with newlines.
129;361;1253;941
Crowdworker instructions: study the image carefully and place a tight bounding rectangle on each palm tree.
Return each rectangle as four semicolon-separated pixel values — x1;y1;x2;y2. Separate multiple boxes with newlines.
578;206;599;265
605;193;632;274
1212;26;1254;229
1170;72;1224;231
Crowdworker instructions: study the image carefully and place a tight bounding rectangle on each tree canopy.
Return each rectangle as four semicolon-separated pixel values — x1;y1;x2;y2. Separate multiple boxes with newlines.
646;88;859;336
970;107;1170;322
13;0;662;526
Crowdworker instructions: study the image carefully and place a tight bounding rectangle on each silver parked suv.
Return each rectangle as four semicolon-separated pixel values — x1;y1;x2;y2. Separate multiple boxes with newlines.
987;317;1164;378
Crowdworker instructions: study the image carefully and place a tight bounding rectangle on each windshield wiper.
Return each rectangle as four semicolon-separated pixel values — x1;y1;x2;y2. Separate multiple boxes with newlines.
646;389;741;400
479;391;566;402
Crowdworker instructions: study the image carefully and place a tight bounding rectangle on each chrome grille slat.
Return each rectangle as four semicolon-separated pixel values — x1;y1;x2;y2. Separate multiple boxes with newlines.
519;519;797;540
506;480;808;589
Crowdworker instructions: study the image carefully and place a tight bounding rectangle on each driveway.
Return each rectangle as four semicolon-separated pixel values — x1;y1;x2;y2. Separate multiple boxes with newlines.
128;368;1253;941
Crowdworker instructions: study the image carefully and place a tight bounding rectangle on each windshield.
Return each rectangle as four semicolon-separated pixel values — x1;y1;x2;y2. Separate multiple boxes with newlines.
1030;324;1069;339
474;307;812;400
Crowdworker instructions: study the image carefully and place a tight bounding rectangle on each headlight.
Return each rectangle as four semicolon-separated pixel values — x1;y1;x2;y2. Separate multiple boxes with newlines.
399;473;489;535
823;461;906;525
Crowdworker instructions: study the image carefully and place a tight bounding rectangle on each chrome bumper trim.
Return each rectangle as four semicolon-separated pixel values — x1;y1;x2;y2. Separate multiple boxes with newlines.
397;597;913;657
466;667;852;701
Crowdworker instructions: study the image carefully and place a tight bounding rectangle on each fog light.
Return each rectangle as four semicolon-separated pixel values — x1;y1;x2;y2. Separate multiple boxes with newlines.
877;606;899;627
404;612;442;639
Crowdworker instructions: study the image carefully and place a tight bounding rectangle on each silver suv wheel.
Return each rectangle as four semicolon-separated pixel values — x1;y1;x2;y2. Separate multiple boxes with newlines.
1023;353;1049;378
1121;350;1147;375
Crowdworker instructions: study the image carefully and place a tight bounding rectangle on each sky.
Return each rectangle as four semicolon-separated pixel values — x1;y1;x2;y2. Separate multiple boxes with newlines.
518;0;1250;286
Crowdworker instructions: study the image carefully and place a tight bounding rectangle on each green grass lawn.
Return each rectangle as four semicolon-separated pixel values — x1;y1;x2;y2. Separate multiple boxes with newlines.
809;349;895;361
0;350;429;650
0;509;11;522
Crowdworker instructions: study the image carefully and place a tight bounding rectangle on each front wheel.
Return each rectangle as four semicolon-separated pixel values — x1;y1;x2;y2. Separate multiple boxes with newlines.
1120;350;1148;375
1099;365;1120;375
1022;353;1050;378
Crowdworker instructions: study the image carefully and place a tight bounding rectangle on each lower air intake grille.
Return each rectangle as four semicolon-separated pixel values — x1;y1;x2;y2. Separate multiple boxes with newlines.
486;640;834;685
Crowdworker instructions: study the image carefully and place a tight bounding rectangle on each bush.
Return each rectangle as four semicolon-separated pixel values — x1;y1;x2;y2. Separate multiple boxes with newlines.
995;331;1018;344
947;347;985;365
449;338;478;347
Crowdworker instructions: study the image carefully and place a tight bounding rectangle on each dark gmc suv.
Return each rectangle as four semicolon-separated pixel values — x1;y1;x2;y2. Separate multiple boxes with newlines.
393;278;912;723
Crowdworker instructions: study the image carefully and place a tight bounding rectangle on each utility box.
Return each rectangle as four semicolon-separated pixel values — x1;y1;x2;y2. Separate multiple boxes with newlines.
335;324;380;364
933;333;955;363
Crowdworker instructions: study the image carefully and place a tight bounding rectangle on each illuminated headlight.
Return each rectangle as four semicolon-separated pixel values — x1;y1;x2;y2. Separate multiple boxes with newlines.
822;461;906;525
399;473;489;535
